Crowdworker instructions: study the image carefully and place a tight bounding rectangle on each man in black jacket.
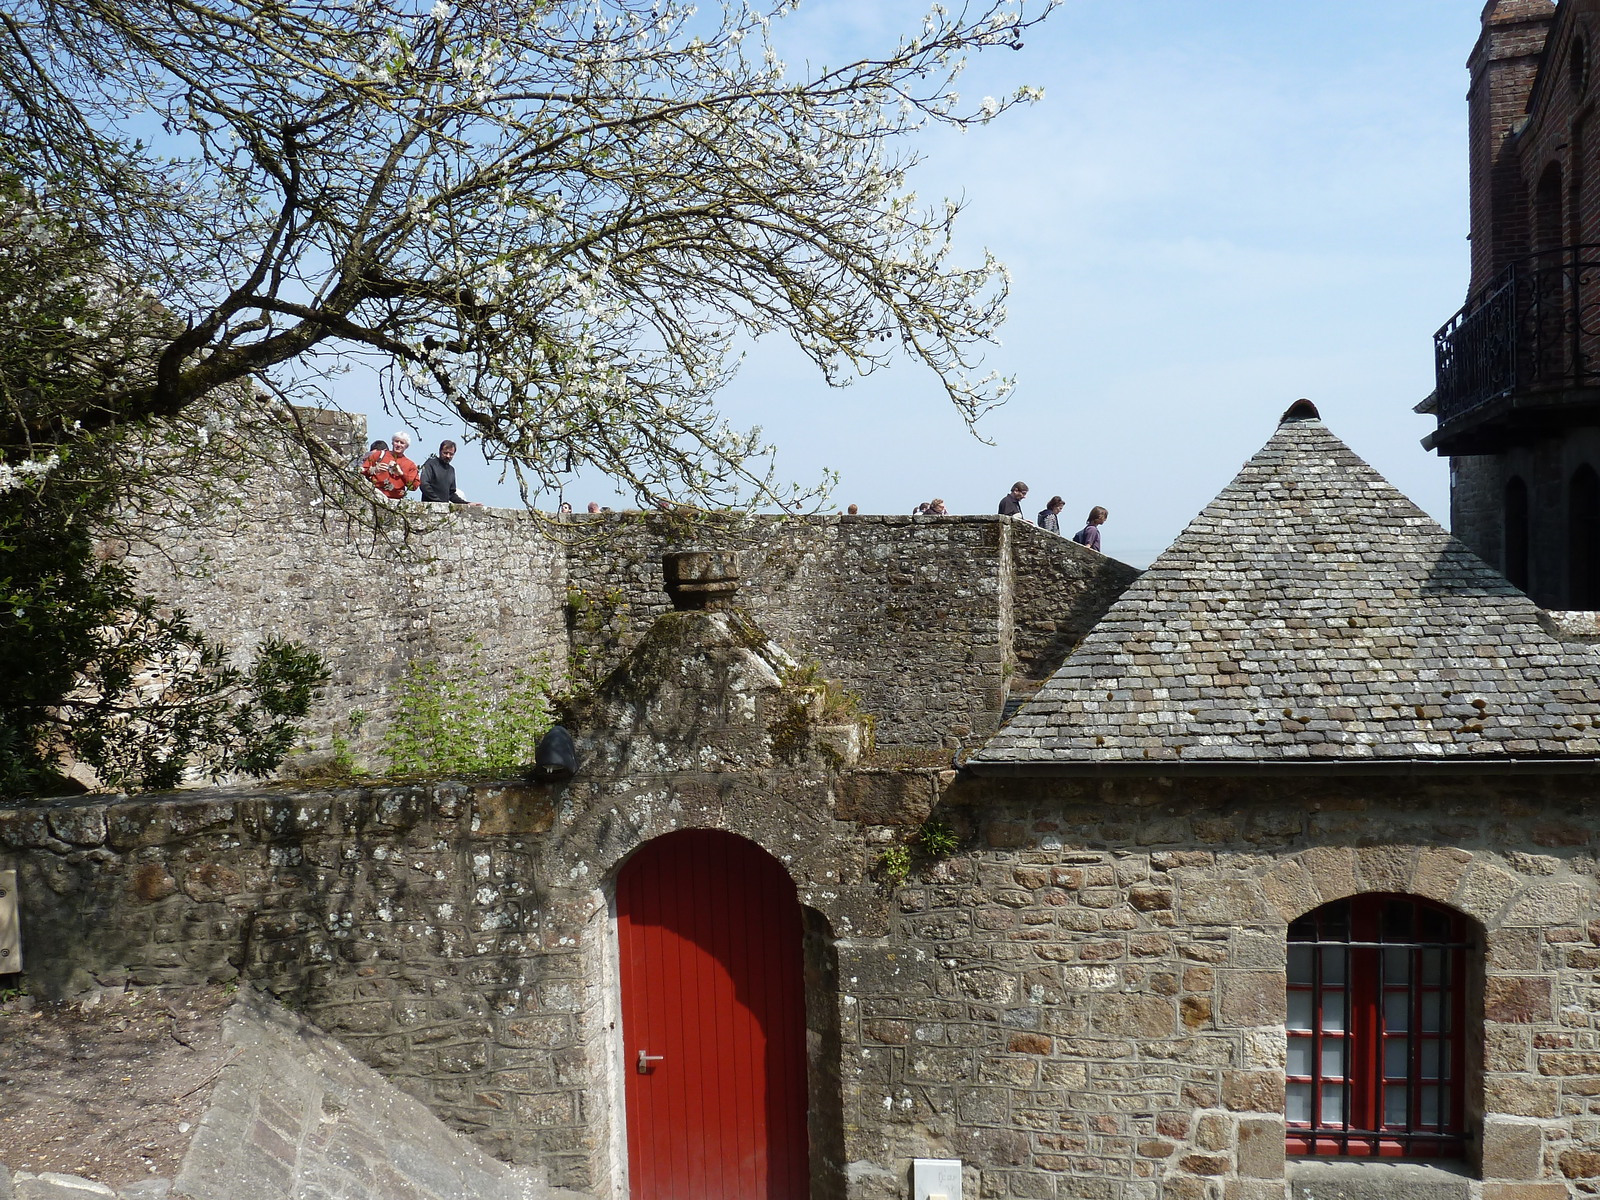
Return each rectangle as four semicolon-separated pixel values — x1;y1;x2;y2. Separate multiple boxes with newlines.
998;481;1028;516
419;440;483;506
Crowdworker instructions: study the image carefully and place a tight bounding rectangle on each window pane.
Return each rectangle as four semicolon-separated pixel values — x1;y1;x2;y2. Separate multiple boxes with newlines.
1384;1085;1408;1127
1322;947;1347;985
1319;901;1350;940
1384;1038;1408;1078
1420;1085;1441;1127
1384;947;1411;983
1421;992;1442;1033
1322;990;1346;1031
1384;991;1410;1032
1289;945;1314;985
1285;895;1465;1152
1288;990;1314;1031
1321;1039;1346;1079
1421;948;1443;985
1321;1083;1344;1125
1287;1083;1313;1124
1420;906;1448;940
1288;1037;1313;1077
1420;1040;1440;1079
1383;900;1414;940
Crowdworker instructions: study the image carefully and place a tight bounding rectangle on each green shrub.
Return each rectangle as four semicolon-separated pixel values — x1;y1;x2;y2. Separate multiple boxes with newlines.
383;648;554;777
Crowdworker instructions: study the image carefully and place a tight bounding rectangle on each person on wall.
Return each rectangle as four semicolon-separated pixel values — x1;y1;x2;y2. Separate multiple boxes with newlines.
364;431;421;500
359;439;389;486
419;439;483;506
1037;495;1065;533
1072;506;1108;552
998;481;1029;517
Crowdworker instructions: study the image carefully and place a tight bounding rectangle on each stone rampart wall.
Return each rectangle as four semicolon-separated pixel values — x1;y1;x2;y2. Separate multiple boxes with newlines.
124;487;570;770
123;491;1137;767
6;773;1599;1200
1007;520;1142;681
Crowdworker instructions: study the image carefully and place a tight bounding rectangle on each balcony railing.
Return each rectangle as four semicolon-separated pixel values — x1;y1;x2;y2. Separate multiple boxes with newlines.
1433;244;1600;427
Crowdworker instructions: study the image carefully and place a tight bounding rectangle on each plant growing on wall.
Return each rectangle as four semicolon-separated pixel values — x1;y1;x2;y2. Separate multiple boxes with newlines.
564;586;633;694
874;817;961;890
383;647;555;777
876;844;913;888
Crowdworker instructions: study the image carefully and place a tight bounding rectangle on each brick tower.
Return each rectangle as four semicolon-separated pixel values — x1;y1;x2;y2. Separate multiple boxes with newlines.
1426;0;1600;610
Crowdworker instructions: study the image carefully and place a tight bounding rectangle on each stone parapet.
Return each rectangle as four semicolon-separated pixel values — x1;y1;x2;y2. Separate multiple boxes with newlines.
119;470;1138;771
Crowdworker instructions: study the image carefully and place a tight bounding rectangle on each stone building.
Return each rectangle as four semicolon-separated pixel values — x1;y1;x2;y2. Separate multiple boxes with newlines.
13;8;1600;1200
8;407;1600;1200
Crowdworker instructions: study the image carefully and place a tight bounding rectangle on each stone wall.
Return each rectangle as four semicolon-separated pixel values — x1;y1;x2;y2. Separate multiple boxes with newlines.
178;988;575;1200
123;482;570;771
7;769;1600;1200
896;772;1600;1200
1007;521;1142;683
1448;428;1600;609
121;454;1138;766
561;513;1067;749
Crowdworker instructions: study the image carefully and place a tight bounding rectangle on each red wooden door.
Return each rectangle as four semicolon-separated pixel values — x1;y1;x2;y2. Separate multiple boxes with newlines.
616;829;810;1200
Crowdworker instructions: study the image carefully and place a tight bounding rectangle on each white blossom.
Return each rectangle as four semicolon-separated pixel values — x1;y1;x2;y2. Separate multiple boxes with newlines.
0;453;62;495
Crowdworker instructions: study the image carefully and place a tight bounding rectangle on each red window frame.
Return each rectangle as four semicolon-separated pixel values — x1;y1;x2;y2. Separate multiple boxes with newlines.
1286;894;1471;1158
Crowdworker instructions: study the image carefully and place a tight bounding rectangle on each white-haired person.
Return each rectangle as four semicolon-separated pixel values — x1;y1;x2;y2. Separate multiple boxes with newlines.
363;431;420;499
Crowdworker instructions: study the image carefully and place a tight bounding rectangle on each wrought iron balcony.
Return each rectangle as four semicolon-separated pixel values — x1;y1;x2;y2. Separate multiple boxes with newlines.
1431;244;1600;451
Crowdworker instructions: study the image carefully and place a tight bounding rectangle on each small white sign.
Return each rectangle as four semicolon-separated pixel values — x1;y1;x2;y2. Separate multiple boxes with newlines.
913;1157;963;1200
0;869;19;973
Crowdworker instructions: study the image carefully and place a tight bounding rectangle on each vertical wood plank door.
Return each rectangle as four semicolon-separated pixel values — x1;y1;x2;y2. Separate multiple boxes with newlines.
616;829;810;1200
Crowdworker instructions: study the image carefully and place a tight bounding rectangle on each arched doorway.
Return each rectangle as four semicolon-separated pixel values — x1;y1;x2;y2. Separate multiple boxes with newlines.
616;829;810;1200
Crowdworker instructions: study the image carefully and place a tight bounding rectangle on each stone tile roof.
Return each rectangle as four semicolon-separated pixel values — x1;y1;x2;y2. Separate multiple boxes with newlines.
975;412;1600;764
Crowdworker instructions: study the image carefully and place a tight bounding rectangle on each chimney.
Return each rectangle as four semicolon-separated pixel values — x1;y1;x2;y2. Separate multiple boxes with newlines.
1467;0;1557;292
661;550;740;611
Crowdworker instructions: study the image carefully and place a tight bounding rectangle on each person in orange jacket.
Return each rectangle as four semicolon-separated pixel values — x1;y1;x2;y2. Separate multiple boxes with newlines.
362;432;420;499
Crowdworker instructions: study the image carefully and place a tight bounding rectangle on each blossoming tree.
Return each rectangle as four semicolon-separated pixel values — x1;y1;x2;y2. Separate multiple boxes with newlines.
1;0;1054;507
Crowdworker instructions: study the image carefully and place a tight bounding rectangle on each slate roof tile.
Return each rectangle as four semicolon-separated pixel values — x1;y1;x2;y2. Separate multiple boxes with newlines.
975;413;1600;764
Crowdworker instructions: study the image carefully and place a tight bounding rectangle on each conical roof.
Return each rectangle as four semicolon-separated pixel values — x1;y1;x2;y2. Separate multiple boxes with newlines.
974;411;1600;765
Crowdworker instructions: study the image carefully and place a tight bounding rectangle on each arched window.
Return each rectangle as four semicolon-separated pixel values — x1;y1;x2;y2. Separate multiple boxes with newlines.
1286;895;1473;1159
1505;475;1530;592
1573;36;1590;96
1569;464;1600;609
1535;163;1565;252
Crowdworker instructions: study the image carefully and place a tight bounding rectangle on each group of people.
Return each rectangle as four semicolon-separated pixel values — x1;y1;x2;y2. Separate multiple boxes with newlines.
358;446;1106;547
360;432;483;506
999;482;1107;551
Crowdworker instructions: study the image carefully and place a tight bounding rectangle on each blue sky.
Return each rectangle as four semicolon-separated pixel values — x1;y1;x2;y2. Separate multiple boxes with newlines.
363;0;1474;567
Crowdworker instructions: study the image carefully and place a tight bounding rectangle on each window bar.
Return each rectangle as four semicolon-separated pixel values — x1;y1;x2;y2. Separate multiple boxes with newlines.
1288;900;1470;1161
1342;942;1353;1152
1312;933;1324;1143
1292;941;1472;950
1407;939;1419;1142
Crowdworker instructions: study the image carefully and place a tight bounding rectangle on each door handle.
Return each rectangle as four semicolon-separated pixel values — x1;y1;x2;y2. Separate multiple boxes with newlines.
637;1049;665;1074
